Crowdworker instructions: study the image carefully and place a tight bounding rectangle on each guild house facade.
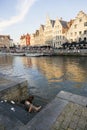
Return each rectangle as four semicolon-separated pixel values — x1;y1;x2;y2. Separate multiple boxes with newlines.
20;11;87;49
20;33;30;47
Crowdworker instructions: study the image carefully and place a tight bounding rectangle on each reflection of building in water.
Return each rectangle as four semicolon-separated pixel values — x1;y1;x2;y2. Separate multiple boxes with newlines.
0;56;13;67
66;63;86;82
22;57;32;68
24;57;86;83
28;58;63;81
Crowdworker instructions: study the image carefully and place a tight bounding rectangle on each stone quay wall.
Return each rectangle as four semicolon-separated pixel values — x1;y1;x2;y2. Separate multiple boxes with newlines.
0;76;29;102
54;49;87;56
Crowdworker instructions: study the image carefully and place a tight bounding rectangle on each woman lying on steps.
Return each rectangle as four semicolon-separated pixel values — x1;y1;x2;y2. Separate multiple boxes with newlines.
25;100;41;112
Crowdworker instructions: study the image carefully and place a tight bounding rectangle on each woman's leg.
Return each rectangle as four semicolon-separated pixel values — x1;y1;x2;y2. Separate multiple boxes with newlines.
29;104;41;112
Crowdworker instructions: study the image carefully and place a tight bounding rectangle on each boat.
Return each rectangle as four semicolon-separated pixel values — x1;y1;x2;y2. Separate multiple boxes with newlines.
10;52;25;56
25;52;43;57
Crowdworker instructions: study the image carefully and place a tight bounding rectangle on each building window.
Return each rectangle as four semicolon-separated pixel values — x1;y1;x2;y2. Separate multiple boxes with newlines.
84;30;87;34
84;22;87;26
79;19;82;22
75;32;77;36
84;37;86;42
79;31;82;35
74;24;77;28
71;33;73;36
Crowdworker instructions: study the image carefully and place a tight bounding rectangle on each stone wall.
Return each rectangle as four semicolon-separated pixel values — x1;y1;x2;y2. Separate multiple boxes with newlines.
0;79;29;102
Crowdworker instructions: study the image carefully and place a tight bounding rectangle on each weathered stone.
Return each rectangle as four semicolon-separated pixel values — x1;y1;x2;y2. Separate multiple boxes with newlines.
57;91;87;107
0;76;29;101
0;124;5;130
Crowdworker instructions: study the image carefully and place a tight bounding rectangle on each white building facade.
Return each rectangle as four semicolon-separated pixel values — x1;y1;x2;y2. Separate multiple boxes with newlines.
44;16;55;46
30;11;87;48
67;11;87;43
53;18;68;48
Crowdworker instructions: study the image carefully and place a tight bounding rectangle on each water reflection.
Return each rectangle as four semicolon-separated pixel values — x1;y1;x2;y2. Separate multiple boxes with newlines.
0;55;13;66
23;57;87;83
0;55;87;99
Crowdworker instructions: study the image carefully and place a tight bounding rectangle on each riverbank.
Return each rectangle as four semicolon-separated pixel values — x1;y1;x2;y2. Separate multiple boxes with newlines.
1;89;87;130
54;48;87;56
22;91;87;130
0;48;87;57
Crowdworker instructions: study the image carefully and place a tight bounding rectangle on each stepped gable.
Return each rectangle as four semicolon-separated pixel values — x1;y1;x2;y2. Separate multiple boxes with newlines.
40;24;45;30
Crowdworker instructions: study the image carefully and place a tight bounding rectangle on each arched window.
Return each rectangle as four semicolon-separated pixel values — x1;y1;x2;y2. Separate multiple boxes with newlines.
84;37;86;42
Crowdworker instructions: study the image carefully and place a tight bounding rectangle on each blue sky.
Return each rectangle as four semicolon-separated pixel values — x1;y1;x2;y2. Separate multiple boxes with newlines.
0;0;87;42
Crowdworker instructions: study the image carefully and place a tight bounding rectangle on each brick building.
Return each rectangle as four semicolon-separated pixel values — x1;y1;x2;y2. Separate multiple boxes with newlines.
0;35;12;48
20;33;30;47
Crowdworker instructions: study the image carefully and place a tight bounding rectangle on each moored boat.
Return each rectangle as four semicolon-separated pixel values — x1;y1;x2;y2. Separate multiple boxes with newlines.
25;52;43;57
10;52;25;56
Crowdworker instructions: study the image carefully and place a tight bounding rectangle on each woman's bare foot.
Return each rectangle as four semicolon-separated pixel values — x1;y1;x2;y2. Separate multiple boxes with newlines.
35;106;42;112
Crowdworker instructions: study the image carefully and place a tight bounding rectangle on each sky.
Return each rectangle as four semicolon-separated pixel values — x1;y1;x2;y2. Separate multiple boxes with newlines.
0;0;87;43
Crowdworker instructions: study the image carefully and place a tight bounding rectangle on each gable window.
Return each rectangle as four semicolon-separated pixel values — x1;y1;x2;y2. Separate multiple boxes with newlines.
79;19;82;22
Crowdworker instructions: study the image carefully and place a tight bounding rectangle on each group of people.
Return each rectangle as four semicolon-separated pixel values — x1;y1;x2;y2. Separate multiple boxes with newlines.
21;95;41;113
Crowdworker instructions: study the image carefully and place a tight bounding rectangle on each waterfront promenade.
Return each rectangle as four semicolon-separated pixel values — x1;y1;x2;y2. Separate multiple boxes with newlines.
19;91;87;130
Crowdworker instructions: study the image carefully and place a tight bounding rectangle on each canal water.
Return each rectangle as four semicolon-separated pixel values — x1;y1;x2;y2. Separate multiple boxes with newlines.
0;55;87;101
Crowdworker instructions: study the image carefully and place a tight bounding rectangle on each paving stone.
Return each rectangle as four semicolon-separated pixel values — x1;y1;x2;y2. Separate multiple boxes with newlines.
57;91;87;106
69;121;78;130
52;101;87;130
82;107;87;117
0;124;5;130
77;116;87;130
84;124;87;130
68;128;74;130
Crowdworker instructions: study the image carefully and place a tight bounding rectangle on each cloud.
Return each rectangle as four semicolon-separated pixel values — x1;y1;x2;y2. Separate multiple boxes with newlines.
0;0;37;31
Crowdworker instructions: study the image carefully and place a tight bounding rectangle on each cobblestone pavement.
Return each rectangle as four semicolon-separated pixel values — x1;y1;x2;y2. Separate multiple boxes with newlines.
0;124;5;130
51;102;87;130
